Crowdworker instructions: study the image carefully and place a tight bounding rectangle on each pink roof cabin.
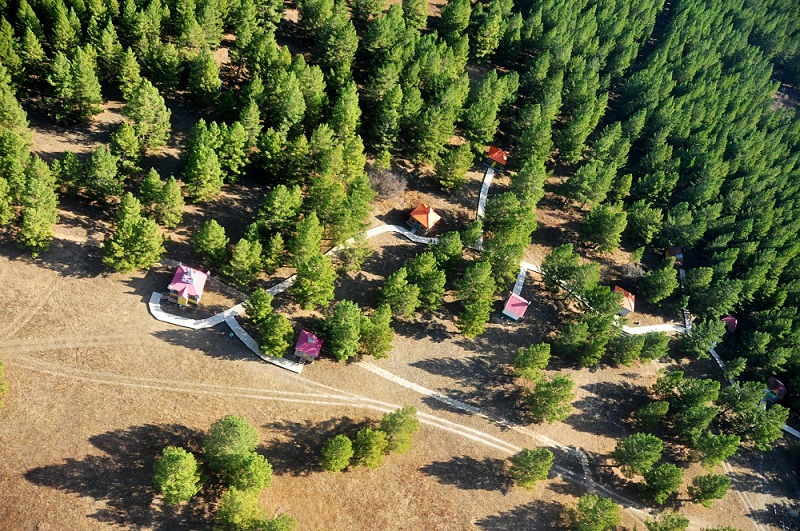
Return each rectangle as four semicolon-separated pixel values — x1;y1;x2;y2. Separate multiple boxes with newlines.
721;315;738;333
295;330;322;362
487;146;508;168
502;293;531;321
614;285;635;316
167;265;208;306
408;203;441;234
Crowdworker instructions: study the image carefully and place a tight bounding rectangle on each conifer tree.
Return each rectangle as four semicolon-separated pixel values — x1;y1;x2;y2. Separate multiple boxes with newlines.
103;192;165;272
325;300;363;361
225;238;263;286
290;212;324;267
19;161;59;256
48;49;104;124
407;252;446;311
380;266;421;317
360;304;394;359
121;80;172;151
155;176;184;228
118;48;143;101
139;167;164;208
290;252;337;310
185;142;224;202
110;122;141;174
193;219;229;266
435;142;473;191
401;0;427;30
456;260;496;337
85;145;122;200
189;49;221;106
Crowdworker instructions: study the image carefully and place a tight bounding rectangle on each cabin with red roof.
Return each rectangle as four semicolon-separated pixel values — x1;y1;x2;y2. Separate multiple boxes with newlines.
408;203;441;234
502;293;531;321
614;285;635;316
295;330;322;362
167;265;208;306
486;146;508;168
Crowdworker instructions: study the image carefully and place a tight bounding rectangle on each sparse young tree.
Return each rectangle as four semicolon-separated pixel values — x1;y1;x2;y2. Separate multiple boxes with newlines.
215;487;264;530
644;510;689;531
380;406;419;454
508;448;554;490
634;401;670;430
689;473;730;507
640;332;670;361
566;493;621;531
152;446;203;505
19;164;59;256
193;219;229;266
352;427;388;469
321;434;353;472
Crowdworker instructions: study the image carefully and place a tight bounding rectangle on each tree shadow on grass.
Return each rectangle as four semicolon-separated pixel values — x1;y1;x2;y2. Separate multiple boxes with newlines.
24;424;211;529
0;233;105;280
420;455;513;493
152;326;264;363
259;417;374;477
475;499;565;530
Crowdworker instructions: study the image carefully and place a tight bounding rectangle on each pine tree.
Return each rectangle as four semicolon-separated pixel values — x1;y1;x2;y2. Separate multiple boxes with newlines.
121;80;172;151
110;122;141;174
330;81;361;140
290;211;324;267
579;204;628;252
370;83;402;153
508;448;554;490
94;22;123;83
48;49;104;124
139;168;164;208
193;219;229;266
360;304;394;359
321;434;353;472
380;405;419;454
401;0;427;30
217;122;249;180
434;142;473;191
189;48;221;106
352;427;388;468
262;232;285;273
407;252;446;311
225;238;263;286
103;193;165;272
439;0;471;39
290;252;337;310
0;129;31;203
380;266;421;317
325;300;362;361
118;48;143;101
259;313;294;357
85;145;122;200
155;176;184;228
185;142;224;202
456;260;496;337
20;26;46;79
19;161;59;256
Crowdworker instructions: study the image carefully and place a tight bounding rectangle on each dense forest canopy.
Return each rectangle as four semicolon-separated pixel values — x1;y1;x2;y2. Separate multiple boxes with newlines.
1;0;800;414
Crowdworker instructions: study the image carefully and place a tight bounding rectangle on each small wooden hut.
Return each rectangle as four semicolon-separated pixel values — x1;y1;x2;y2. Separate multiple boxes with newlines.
408;203;441;234
167;265;208;306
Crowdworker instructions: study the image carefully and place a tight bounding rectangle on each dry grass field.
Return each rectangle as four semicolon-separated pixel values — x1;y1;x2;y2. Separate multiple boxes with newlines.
1;210;796;530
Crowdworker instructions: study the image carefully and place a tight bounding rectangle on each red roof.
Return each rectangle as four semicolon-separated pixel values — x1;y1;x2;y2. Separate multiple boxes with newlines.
721;315;737;333
487;146;508;166
614;285;635;313
168;265;207;300
295;330;322;358
502;293;530;319
409;203;441;230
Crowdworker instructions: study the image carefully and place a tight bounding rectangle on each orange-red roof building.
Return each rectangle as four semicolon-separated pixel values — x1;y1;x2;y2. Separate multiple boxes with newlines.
487;146;509;167
614;285;635;316
408;203;441;233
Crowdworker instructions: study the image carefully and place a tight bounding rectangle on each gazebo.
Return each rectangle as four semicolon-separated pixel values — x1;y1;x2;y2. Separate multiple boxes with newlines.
502;293;531;321
294;330;322;362
486;146;508;168
614;285;635;316
167;265;208;306
408;203;441;234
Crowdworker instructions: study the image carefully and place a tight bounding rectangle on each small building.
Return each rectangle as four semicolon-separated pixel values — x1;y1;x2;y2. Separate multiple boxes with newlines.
721;315;738;333
665;246;684;267
502;293;531;321
167;265;208;306
486;146;508;168
295;330;322;362
614;285;635;316
408;203;441;234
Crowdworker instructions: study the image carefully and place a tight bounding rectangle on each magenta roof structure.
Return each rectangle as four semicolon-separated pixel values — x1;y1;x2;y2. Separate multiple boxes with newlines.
168;265;208;300
502;293;531;321
614;285;635;314
721;315;738;333
295;330;322;359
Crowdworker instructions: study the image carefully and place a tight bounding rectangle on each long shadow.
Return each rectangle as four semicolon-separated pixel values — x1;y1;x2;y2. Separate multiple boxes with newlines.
152;326;260;362
0;233;105;280
563;381;648;437
475;499;564;530
749;502;800;530
24;424;210;529
420;456;513;493
259;417;373;477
